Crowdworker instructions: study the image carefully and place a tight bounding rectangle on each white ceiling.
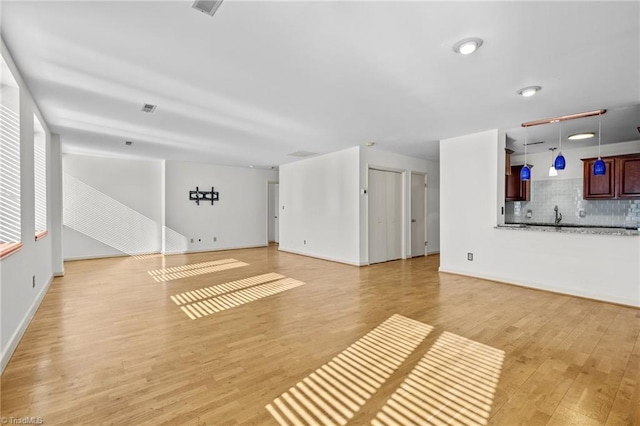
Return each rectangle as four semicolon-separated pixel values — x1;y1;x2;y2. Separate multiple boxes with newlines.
1;1;639;166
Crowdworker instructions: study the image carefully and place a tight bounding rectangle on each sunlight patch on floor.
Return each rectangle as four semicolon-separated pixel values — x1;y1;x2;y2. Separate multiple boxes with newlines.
171;272;285;305
178;277;305;319
132;253;163;260
266;315;434;426
371;331;505;426
147;258;247;282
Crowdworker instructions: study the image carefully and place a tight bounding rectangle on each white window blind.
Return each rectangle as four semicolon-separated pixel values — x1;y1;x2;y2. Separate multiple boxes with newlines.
0;102;21;244
34;115;46;234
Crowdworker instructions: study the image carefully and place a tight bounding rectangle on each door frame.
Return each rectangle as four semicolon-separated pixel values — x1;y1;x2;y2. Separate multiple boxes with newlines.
410;172;428;257
366;165;406;265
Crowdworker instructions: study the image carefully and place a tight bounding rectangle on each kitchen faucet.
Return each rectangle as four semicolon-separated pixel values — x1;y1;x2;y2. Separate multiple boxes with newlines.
554;205;562;225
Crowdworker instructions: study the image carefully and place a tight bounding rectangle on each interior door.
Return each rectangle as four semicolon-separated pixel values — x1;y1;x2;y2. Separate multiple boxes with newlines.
368;168;402;264
411;173;426;257
386;171;402;261
274;184;279;243
267;183;279;243
368;169;388;264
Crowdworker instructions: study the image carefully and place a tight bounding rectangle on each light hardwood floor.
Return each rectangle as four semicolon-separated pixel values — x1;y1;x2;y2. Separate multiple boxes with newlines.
1;246;639;425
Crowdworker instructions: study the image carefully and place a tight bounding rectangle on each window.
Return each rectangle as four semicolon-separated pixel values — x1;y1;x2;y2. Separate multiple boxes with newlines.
0;55;21;258
34;114;47;240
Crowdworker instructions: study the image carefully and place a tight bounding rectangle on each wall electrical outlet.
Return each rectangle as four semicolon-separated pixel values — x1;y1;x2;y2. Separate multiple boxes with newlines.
304;240;306;245
467;253;473;261
213;237;217;242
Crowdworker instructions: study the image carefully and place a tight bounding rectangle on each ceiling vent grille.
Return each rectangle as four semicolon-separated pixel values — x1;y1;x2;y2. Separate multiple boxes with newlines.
192;0;224;17
288;151;318;158
523;141;545;146
141;103;157;113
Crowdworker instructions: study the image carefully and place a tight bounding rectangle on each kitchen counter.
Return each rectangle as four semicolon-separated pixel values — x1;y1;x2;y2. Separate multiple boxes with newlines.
496;223;639;236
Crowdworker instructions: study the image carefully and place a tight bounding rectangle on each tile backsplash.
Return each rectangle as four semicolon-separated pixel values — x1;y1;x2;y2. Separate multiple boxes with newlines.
506;178;640;228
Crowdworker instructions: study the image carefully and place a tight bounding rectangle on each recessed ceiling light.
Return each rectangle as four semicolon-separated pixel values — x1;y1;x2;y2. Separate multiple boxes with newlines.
452;38;483;55
568;132;595;140
517;86;542;97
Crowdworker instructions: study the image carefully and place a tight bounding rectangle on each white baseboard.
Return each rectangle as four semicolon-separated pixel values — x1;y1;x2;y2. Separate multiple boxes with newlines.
163;244;267;256
438;267;639;308
278;248;363;266
1;275;54;374
64;252;129;261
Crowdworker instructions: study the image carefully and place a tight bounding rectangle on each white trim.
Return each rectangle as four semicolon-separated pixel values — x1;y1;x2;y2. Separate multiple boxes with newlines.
1;275;53;374
278;247;364;267
438;267;639;308
64;253;129;261
164;244;267;256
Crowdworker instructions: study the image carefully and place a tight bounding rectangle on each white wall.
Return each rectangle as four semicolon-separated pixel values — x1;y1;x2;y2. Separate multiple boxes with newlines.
360;147;440;263
62;154;163;259
279;146;440;266
440;129;640;307
164;161;278;254
279;147;361;265
1;40;60;372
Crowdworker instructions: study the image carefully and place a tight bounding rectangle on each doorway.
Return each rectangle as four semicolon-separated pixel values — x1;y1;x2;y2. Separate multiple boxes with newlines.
411;173;427;257
267;182;279;244
368;168;402;264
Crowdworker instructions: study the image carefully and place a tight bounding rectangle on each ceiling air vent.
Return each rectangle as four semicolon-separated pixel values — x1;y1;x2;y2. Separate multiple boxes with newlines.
141;103;157;113
288;151;318;158
192;0;223;17
523;141;545;146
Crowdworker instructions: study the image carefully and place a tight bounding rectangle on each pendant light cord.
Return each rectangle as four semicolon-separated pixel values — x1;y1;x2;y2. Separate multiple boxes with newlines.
598;112;602;158
558;122;562;151
524;128;528;166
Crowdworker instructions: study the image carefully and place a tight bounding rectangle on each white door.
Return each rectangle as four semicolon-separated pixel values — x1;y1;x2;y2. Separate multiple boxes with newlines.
386;171;402;261
368;168;402;264
268;183;279;243
411;173;426;257
274;184;279;243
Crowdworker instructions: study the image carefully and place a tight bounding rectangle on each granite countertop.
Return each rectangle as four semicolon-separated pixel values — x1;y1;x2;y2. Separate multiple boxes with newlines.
496;223;640;236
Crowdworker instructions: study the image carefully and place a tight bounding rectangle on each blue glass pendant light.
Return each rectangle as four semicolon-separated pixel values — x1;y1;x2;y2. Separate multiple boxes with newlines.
520;129;531;181
594;112;606;175
594;158;606;175
554;123;566;170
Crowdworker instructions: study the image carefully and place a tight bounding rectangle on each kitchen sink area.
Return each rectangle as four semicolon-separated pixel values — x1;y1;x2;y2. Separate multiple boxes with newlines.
497;222;639;236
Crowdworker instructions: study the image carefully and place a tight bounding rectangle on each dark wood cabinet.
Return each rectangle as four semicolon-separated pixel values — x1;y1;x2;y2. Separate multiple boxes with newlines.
583;157;615;199
506;165;530;201
617;155;640;198
582;153;640;199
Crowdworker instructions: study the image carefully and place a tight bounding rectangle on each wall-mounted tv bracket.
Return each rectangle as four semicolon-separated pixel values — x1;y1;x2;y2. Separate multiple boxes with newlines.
189;186;219;205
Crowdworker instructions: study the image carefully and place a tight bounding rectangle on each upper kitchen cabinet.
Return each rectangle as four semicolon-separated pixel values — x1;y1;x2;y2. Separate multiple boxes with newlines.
617;154;640;198
506;165;530;201
583;157;616;199
582;153;640;199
